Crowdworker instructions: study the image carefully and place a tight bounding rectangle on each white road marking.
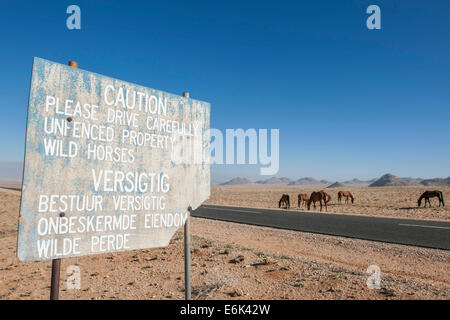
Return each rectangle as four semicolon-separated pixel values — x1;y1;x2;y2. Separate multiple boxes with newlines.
399;223;450;230
205;207;262;214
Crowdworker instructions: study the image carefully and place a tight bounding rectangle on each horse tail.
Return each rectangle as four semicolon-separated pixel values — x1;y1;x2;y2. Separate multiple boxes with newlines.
440;191;445;207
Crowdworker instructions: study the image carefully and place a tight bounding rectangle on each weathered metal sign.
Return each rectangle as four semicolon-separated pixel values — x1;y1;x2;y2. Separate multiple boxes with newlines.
18;57;210;262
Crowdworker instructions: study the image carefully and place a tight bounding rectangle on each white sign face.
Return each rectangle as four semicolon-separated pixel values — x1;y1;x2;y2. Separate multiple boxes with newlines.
17;57;210;262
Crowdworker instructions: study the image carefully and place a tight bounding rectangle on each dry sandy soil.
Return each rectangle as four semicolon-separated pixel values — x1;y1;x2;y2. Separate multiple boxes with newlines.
0;188;449;300
206;186;450;221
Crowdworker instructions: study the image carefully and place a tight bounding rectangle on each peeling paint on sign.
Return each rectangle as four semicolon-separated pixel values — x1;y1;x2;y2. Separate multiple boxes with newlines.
17;57;210;262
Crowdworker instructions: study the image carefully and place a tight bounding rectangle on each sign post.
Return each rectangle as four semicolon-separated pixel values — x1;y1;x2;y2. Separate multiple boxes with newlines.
184;206;191;300
49;60;78;300
183;91;192;300
18;58;210;299
50;256;61;299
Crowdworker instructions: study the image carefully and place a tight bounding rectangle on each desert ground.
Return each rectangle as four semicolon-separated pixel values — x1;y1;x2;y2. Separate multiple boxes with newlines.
0;187;449;300
205;186;450;221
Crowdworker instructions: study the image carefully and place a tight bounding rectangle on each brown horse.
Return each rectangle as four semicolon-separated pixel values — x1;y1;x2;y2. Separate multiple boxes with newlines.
418;191;444;208
338;191;354;204
321;191;331;204
279;194;290;209
307;191;327;212
298;193;309;208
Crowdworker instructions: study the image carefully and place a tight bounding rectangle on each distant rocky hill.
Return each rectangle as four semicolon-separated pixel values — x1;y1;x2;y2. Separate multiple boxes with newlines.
420;177;450;186
342;178;371;186
401;177;423;182
369;173;450;187
220;177;253;186
326;181;346;188
369;174;410;187
255;177;292;185
288;177;322;186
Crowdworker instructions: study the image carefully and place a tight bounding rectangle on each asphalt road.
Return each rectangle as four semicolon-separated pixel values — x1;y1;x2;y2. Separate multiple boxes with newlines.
191;205;450;250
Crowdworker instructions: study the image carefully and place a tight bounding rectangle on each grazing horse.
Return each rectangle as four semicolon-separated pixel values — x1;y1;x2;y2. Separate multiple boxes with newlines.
338;191;354;204
279;194;290;209
418;191;445;208
307;191;327;212
298;193;309;208
320;191;331;204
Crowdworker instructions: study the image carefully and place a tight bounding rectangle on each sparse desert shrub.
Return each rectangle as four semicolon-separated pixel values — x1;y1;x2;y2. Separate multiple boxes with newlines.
192;269;237;299
229;255;244;264
220;248;232;255
378;287;395;297
261;257;277;265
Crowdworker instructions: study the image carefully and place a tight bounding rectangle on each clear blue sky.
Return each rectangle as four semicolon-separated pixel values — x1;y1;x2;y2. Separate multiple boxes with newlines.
0;0;449;181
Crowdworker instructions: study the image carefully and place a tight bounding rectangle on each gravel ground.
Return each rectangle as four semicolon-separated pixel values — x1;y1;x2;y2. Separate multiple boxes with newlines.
1;188;449;300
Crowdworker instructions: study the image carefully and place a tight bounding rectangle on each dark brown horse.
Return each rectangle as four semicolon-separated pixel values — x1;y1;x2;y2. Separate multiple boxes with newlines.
298;193;309;208
279;194;290;209
338;191;354;204
307;191;327;212
418;191;444;208
321;191;331;204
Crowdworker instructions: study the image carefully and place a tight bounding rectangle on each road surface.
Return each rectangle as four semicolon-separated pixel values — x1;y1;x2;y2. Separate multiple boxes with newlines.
191;205;450;250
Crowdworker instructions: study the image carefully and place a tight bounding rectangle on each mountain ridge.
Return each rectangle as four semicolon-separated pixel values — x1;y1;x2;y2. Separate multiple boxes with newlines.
218;174;450;187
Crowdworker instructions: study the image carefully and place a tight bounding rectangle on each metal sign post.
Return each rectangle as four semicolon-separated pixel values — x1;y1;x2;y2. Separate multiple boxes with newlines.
183;91;192;300
50;257;61;300
185;205;192;300
49;61;78;300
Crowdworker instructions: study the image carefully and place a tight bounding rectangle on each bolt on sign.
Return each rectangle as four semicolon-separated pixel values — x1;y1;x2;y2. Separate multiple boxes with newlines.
17;57;210;262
